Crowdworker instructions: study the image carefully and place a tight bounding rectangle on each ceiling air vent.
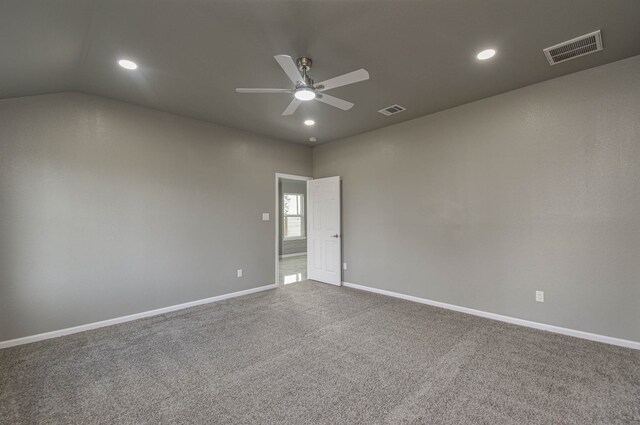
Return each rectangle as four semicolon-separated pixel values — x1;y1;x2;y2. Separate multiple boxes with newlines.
378;104;406;116
543;30;603;65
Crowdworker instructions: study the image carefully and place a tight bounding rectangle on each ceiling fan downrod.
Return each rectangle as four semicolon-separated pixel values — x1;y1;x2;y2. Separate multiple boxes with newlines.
297;57;314;87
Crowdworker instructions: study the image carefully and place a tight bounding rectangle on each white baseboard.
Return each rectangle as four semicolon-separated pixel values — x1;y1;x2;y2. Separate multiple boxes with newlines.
342;282;640;350
0;284;277;350
279;252;306;258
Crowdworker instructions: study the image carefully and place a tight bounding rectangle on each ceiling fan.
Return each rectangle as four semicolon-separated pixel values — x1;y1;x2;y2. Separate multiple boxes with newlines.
236;55;369;116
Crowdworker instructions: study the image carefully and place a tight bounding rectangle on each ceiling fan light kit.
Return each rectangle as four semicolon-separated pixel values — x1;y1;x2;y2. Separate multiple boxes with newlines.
236;55;369;116
294;87;316;101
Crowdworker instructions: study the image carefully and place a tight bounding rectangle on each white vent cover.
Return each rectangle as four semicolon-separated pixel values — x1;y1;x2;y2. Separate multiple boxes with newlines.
543;30;603;65
378;104;406;116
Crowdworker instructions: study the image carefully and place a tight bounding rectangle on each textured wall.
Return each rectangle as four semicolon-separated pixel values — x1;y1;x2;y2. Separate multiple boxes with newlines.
313;56;640;342
0;92;312;341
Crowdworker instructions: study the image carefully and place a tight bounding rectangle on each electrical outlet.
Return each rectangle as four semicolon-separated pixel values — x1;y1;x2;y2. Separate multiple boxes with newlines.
343;262;347;270
237;269;243;278
536;291;544;302
262;213;269;221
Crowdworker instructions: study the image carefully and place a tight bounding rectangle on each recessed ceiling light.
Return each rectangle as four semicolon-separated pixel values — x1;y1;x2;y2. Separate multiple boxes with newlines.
294;87;316;101
476;49;496;60
118;59;138;70
309;137;317;142
304;119;315;126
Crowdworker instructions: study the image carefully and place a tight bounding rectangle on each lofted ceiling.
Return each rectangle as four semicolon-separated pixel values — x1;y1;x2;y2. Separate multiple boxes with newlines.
2;0;640;144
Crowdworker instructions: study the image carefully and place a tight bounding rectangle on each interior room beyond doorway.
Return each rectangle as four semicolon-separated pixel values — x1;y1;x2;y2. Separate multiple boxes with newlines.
277;175;310;285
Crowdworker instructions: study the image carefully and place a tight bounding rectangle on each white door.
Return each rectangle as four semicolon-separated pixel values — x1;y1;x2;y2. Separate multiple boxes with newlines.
307;176;341;285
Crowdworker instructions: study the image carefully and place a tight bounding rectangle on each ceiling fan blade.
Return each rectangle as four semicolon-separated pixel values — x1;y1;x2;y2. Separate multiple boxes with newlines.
274;55;304;85
316;94;354;111
236;88;292;94
317;69;369;92
282;98;302;116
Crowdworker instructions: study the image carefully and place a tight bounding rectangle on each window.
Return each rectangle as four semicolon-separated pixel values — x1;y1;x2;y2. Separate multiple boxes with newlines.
283;193;305;239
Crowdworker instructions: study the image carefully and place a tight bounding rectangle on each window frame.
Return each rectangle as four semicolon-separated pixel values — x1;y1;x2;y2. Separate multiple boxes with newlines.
282;192;306;240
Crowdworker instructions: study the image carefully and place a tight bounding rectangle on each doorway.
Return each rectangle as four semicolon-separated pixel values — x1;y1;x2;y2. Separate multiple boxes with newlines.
275;173;312;285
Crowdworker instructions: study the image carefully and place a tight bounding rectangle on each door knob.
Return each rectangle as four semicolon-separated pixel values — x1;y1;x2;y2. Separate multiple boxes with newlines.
331;234;340;238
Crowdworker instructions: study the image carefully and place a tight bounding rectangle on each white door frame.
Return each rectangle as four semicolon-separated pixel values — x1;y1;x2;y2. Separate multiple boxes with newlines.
275;173;312;286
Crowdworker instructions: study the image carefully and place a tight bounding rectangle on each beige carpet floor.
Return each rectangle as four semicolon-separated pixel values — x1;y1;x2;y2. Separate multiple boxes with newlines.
1;281;639;424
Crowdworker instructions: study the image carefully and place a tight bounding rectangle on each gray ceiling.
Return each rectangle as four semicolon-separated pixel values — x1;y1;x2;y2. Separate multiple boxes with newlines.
2;0;640;145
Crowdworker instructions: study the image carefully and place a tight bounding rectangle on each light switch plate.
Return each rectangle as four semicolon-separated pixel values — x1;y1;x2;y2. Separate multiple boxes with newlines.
262;213;269;221
536;291;544;302
343;262;347;270
237;269;243;278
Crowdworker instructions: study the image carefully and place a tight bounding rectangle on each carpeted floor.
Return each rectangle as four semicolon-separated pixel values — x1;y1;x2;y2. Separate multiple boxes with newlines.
1;281;639;424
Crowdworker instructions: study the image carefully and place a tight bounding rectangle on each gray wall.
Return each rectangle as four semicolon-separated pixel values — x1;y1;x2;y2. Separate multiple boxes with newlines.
313;55;640;342
279;179;308;256
0;92;312;341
